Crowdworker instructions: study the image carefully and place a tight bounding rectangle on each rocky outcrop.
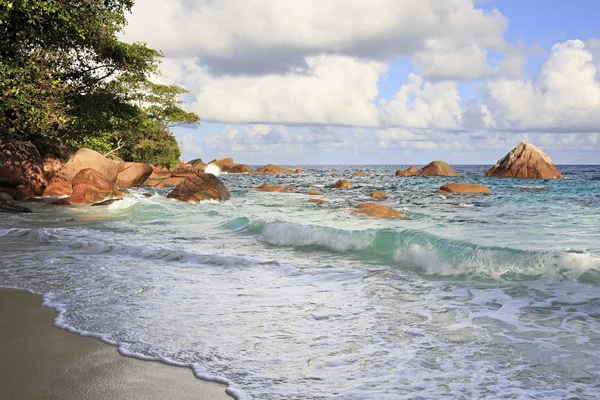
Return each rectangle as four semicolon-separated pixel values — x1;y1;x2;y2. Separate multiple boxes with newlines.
0;192;13;202
418;161;461;177
485;142;563;179
327;179;352;189
0;142;47;199
154;177;185;188
116;163;153;188
256;184;298;192
67;169;124;204
188;158;206;172
438;183;492;195
170;170;196;178
167;173;230;202
254;164;297;174
176;161;192;171
396;166;417;177
354;203;407;219
307;190;323;196
294;168;303;174
43;156;63;181
352;172;370;177
43;148;118;197
150;165;171;179
370;190;387;200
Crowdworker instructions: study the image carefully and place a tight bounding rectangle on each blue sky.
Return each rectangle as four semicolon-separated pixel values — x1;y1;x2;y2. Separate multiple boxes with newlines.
125;0;600;165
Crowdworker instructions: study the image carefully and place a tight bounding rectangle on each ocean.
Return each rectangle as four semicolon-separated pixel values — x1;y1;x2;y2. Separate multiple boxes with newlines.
1;165;600;399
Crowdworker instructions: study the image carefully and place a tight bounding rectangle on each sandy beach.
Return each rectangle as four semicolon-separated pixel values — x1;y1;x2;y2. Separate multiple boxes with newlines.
0;289;232;400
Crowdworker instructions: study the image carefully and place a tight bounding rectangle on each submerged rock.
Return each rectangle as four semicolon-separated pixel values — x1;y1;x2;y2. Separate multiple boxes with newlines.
167;173;230;202
418;161;461;177
327;179;352;189
116;162;153;188
92;198;123;207
438;183;492;195
0;202;32;213
307;190;323;196
308;199;326;204
256;184;297;192
352;172;370;177
369;190;387;200
44;148;118;197
354;203;407;219
486;141;563;179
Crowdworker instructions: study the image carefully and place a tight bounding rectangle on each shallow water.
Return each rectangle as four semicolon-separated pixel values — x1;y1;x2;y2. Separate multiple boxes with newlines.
1;165;600;399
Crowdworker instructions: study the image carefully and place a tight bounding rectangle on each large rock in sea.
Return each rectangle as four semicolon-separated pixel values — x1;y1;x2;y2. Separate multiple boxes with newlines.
327;179;352;189
486;141;563;179
396;166;417;177
44;148;118;196
354;203;407;219
167;173;230;202
0;142;47;199
254;164;297;174
116;163;153;188
438;183;492;195
418;161;461;177
68;168;124;204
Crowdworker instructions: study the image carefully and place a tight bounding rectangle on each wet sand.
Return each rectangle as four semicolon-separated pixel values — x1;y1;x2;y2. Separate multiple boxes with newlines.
0;289;233;400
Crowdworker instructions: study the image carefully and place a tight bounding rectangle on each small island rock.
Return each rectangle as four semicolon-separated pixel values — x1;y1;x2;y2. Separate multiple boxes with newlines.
418;161;461;177
485;141;563;179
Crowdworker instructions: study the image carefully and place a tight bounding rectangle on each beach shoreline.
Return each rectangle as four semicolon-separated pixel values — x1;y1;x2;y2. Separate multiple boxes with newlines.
0;288;233;400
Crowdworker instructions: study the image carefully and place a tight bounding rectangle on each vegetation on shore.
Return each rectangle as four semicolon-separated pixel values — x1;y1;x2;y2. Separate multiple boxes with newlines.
0;0;198;168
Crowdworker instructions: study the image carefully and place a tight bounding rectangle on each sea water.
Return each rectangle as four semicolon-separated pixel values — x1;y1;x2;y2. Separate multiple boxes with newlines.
1;165;600;399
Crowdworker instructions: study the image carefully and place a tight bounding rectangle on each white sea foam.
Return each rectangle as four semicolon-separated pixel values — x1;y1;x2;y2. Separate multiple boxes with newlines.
205;163;226;176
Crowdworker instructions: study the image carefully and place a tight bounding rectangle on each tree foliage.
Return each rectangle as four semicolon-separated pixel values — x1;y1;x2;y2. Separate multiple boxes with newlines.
0;0;198;167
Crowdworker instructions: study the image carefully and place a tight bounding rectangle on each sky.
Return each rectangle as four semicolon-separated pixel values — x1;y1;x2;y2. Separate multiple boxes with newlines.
122;0;600;165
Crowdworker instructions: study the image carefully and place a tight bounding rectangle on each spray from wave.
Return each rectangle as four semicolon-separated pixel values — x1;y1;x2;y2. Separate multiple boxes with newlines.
205;163;226;176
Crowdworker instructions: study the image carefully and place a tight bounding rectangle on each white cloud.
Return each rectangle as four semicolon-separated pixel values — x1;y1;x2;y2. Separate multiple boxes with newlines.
484;40;600;132
379;74;463;129
124;0;507;76
413;40;492;80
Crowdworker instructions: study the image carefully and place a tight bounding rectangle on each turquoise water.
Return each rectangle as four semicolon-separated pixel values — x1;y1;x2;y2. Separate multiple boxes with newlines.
1;165;600;399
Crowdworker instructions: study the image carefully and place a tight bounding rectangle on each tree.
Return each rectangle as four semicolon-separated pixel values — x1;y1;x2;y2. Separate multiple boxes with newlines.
0;0;166;156
65;75;199;168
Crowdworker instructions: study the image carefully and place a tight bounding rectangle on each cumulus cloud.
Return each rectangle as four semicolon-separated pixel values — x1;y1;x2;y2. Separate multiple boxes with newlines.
379;74;463;129
484;40;600;132
124;0;507;76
